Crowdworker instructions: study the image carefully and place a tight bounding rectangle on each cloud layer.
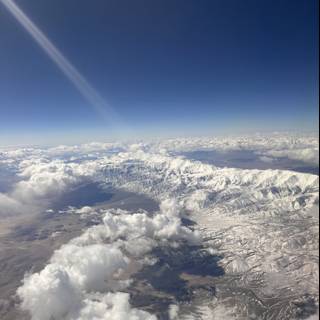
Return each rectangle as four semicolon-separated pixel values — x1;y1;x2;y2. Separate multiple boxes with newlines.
17;201;199;320
0;133;318;318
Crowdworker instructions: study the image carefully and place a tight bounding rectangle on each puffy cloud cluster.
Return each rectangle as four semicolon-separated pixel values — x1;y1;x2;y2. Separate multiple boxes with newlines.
0;135;318;319
168;305;179;319
0;193;24;217
17;200;199;320
153;133;319;167
0;158;97;217
1;140;318;267
259;148;319;165
73;199;199;257
14;159;82;201
76;292;156;320
1;133;318;218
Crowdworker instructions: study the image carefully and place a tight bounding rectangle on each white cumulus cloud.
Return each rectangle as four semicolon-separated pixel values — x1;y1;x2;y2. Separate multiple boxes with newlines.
17;200;199;320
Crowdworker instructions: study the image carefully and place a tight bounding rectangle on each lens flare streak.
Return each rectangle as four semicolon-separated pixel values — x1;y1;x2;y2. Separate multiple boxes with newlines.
1;0;124;129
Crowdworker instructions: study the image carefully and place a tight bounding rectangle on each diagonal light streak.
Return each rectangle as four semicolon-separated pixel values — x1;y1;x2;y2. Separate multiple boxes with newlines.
1;0;125;131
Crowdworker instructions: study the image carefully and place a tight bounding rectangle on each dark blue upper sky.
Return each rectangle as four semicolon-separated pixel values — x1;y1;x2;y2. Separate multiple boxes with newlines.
0;0;318;144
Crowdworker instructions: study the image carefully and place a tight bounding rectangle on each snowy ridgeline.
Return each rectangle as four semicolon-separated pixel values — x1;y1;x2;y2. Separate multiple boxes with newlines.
0;134;318;319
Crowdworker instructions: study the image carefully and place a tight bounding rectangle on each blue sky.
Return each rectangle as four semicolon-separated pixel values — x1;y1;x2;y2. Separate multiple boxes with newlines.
0;0;318;144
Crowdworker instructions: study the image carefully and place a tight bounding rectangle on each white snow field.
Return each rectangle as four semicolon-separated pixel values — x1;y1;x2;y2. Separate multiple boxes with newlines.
0;133;318;319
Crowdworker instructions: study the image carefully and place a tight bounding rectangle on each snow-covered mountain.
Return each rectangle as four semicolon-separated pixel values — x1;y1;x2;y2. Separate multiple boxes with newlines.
0;134;318;319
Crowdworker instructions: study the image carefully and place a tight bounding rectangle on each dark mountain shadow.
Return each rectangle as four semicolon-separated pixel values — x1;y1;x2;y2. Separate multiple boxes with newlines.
51;182;113;210
293;295;318;319
181;150;319;175
129;244;224;319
